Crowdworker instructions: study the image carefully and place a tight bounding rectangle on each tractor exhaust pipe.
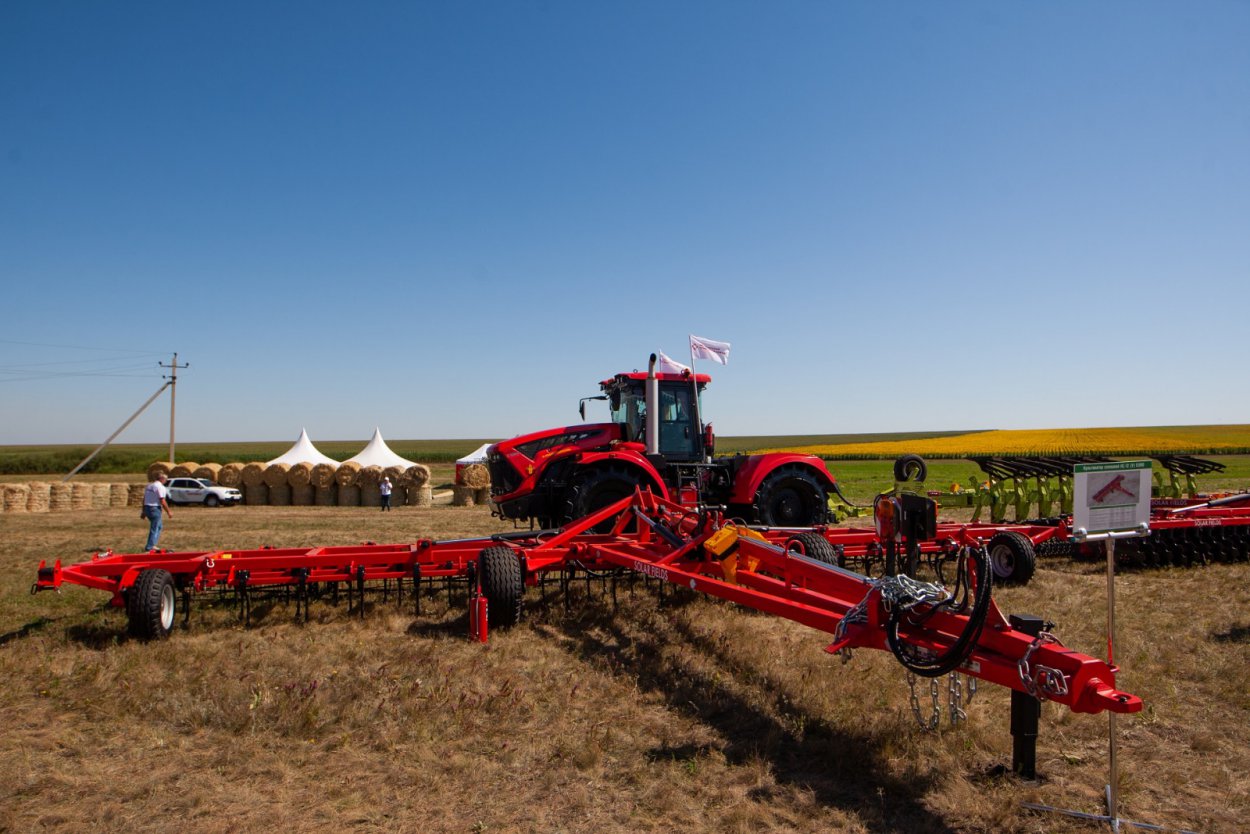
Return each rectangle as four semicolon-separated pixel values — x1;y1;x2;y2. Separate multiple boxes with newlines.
646;353;659;455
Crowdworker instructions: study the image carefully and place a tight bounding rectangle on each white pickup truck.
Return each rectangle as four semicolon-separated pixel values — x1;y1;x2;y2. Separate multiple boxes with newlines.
166;477;243;507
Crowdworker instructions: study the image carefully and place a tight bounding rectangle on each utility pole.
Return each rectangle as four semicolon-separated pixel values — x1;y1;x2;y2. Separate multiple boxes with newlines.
160;353;189;463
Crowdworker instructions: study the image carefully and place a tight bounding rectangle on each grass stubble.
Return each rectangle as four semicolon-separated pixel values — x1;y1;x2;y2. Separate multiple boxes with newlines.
1;502;1248;832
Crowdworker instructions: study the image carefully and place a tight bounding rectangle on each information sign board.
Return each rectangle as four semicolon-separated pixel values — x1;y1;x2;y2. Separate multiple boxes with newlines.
1072;460;1152;537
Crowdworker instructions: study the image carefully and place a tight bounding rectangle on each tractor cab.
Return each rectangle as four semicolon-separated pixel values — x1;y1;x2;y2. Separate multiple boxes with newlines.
599;368;710;463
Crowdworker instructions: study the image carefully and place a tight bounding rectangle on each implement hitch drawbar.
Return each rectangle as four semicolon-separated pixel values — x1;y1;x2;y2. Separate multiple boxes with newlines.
34;490;1141;718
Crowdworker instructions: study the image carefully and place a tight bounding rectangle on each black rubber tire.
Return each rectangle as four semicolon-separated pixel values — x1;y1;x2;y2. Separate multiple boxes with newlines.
753;465;829;527
785;532;838;566
564;464;644;532
477;546;524;629
204;494;219;507
893;454;928;483
127;569;176;639
986;531;1037;585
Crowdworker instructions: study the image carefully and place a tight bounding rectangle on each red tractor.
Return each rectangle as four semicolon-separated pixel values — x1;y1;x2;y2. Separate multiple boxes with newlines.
487;354;848;529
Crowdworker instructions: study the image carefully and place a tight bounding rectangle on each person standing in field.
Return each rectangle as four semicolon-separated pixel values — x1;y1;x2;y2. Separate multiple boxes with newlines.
380;476;393;511
142;473;173;550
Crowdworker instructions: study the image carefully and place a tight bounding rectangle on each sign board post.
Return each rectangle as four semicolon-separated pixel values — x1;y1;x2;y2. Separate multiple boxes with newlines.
1028;461;1153;832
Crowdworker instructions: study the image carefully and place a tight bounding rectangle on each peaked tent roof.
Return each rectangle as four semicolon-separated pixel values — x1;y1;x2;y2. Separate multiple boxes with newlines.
456;443;494;466
343;428;417;469
266;428;341;467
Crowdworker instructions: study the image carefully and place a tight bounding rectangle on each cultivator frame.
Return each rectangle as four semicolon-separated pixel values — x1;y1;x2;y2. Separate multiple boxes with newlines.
35;490;1140;724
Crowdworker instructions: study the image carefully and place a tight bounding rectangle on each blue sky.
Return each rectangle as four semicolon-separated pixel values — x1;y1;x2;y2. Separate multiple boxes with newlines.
3;2;1248;446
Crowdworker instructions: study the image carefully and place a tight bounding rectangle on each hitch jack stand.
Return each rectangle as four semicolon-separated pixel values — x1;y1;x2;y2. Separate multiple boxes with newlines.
1009;613;1045;781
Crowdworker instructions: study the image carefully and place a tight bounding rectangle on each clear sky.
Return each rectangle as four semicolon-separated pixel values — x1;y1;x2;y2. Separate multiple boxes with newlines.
3;2;1248;446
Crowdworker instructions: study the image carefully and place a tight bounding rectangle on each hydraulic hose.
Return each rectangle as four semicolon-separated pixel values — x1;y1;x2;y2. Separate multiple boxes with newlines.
885;546;994;678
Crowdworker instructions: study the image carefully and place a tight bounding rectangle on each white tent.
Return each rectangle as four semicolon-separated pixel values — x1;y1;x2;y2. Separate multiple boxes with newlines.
266;428;341;467
343;427;417;469
455;442;494;481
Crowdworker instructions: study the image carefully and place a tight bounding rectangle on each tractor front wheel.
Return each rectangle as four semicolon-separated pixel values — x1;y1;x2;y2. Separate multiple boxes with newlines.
753;466;829;527
565;464;644;531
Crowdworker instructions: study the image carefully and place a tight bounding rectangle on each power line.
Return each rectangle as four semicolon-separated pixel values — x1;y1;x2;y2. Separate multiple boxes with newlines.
0;337;169;355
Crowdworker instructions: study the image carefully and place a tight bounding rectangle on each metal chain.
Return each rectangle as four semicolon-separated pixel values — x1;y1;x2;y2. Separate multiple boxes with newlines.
1017;631;1065;698
906;671;942;732
948;672;967;725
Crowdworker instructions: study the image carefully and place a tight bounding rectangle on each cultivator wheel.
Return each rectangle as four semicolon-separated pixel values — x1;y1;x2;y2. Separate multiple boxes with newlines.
986;531;1036;586
785;532;841;566
127;569;176;640
477;547;524;629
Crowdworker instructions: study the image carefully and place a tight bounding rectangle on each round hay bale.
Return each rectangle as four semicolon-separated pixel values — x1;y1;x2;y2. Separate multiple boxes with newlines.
337;484;361;506
193;462;222;483
314;484;338;506
311;462;338;489
268;483;292;506
170;461;199;478
241;462;267;486
147;461;174;481
51;483;75;512
26;482;51;513
3;483;31;513
474;487;492;506
244;483;269;505
218;462;245;487
452;485;476;507
335;461;362;487
71;482;93;510
360;483;382;508
357;465;383;487
127;483;147;507
288;462;313;488
458;463;490;489
109;483;129;508
91;483;111;509
291;483;314;506
382;464;406;485
403;464;431;488
407;485;433;507
263;462;291;487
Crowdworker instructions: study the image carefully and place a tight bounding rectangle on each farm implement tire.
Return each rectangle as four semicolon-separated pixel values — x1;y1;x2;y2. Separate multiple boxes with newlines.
566;464;643;532
785;532;841;566
893;454;928;483
986;531;1036;585
127;569;176;640
478;547;524;629
754;466;829;527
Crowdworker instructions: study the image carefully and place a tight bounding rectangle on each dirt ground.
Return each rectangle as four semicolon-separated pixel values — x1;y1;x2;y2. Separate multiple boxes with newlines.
1;503;1247;832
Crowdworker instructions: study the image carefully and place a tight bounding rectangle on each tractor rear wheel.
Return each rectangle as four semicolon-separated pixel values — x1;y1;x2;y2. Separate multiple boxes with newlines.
986;531;1036;585
565;464;644;531
753;466;828;527
127;569;176;639
477;546;524;629
785;532;839;566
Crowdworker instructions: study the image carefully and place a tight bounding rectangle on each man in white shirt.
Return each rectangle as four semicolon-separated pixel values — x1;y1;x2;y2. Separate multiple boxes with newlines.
142;473;173;551
380;476;393;511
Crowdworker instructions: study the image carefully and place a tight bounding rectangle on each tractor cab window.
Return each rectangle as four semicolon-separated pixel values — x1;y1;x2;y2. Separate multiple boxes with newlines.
658;384;699;461
610;386;646;443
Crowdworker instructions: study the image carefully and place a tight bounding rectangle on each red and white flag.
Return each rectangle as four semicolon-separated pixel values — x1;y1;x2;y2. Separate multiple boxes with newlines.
689;334;731;365
656;351;691;374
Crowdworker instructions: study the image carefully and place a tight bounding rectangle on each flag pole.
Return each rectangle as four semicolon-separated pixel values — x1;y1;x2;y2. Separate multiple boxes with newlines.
689;337;705;461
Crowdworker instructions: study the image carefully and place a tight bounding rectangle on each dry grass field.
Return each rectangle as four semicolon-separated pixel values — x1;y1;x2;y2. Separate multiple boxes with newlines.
2;503;1249;832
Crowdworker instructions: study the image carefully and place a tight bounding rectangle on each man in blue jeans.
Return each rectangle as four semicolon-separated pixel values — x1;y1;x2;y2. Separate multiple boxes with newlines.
142;473;173;551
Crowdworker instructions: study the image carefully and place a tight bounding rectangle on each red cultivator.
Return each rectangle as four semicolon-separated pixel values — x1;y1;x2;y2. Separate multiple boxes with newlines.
35;490;1139;726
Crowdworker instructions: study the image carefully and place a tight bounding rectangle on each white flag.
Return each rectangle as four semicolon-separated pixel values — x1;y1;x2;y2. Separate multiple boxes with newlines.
656;351;691;375
690;334;731;365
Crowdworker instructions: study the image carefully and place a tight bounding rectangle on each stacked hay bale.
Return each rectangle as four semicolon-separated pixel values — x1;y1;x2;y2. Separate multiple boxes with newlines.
241;462;268;505
91;483;112;509
50;482;74;512
26;482;51;513
218;462;245;488
404;464;433;507
311;463;338;506
192;463;222;484
170;461;199;478
383;465;406;507
71;482;93;510
357;465;383;507
147;461;174;482
459;462;492;506
3;483;31;513
288;462;315;506
264;463;292;505
127;483;147;507
109;483;129;508
336;462;362;506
